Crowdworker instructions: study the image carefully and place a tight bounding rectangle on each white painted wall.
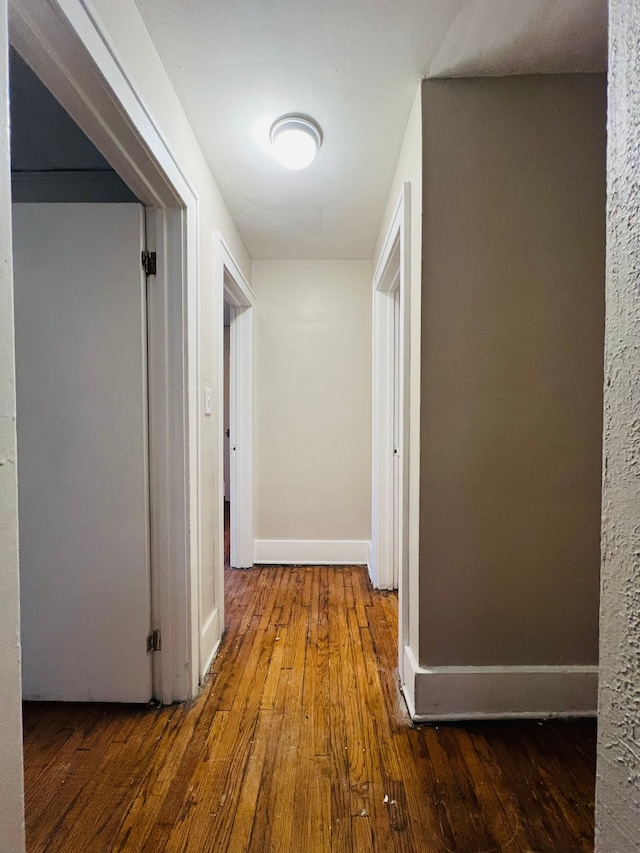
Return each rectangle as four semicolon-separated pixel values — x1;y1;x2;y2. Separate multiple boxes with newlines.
0;0;26;848
372;84;422;659
253;260;372;552
85;0;251;665
595;1;640;848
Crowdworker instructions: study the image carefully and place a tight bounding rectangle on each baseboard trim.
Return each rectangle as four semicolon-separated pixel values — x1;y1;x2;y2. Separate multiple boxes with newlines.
199;607;221;680
402;645;598;721
254;539;370;566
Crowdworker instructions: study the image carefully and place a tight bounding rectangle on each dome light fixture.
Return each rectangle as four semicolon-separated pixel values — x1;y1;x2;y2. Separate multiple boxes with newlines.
269;115;323;170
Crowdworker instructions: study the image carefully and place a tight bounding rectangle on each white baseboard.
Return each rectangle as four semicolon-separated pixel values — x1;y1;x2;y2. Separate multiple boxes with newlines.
199;607;221;679
402;645;598;721
254;539;370;566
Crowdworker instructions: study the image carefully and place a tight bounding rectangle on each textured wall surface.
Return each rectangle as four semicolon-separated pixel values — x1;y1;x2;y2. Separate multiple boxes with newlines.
0;2;26;850
595;1;640;849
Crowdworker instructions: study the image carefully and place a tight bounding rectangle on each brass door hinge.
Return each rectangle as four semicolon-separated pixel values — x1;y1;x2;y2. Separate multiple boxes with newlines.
146;628;161;654
142;250;157;276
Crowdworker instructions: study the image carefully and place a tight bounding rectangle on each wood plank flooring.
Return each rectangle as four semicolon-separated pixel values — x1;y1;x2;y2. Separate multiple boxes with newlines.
23;555;596;852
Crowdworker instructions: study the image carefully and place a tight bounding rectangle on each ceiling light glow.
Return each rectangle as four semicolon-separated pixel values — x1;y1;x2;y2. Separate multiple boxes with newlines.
270;115;322;170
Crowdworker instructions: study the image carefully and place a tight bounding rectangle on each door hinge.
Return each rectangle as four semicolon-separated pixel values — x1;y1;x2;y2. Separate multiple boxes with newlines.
141;250;157;277
146;628;162;654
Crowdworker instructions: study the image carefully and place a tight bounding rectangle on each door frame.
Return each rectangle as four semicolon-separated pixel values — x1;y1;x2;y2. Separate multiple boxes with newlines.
215;232;255;574
10;0;201;703
371;184;411;662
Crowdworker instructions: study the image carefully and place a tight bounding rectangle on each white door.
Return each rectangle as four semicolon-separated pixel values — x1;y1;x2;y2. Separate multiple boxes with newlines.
392;287;401;590
13;203;153;703
223;314;231;500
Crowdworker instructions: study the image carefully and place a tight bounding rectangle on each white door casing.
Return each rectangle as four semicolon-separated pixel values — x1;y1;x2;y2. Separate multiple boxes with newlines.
200;232;254;679
371;184;411;670
13;202;153;703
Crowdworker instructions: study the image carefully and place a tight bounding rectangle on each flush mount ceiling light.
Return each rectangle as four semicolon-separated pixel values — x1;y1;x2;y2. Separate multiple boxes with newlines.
269;115;323;170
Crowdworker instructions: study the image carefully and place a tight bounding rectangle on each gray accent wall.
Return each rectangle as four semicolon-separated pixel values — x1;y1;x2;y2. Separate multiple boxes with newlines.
419;74;607;667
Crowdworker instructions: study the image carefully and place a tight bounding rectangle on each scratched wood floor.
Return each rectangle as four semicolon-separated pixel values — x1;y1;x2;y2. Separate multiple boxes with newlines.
23;513;596;852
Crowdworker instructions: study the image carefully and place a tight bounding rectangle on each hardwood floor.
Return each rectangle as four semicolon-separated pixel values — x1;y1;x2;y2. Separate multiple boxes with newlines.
23;556;596;852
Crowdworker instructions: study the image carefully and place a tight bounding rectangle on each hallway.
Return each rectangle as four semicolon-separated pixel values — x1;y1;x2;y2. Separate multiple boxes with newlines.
22;562;595;852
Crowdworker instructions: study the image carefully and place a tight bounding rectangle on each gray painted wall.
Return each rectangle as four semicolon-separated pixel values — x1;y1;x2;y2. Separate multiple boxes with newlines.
11;171;138;203
595;1;640;849
10;48;108;171
9;48;136;202
419;74;606;667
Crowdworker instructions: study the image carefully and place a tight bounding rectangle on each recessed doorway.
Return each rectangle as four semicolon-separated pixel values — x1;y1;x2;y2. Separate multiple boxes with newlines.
10;0;203;704
216;232;255;571
371;184;411;676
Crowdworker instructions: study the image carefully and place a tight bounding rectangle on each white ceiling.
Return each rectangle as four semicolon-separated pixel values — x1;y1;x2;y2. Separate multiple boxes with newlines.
133;0;607;260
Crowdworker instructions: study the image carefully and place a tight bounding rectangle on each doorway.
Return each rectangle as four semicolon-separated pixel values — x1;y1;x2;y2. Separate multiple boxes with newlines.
10;0;202;704
10;46;157;702
215;232;255;573
371;184;411;674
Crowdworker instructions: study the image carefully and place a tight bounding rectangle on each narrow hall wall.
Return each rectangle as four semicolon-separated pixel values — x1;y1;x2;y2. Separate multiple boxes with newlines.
0;0;26;848
253;260;372;552
595;0;640;848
